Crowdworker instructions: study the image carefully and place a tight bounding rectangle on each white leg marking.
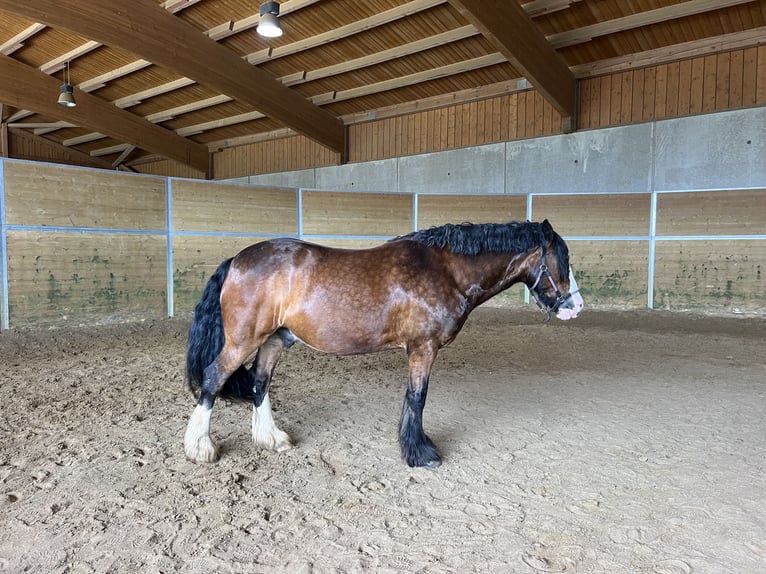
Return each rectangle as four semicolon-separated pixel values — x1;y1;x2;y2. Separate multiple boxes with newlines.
252;393;293;452
184;404;218;462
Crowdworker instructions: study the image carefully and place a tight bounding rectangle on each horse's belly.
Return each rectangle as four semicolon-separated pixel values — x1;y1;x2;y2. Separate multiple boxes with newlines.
284;307;401;356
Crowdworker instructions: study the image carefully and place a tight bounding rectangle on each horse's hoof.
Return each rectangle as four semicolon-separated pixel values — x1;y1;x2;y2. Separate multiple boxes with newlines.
271;433;293;452
185;437;219;463
406;455;442;468
274;438;293;452
254;429;293;453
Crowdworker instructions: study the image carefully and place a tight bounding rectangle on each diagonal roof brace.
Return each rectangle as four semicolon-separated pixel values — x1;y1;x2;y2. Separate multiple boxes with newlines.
0;54;209;172
448;0;577;131
0;0;346;154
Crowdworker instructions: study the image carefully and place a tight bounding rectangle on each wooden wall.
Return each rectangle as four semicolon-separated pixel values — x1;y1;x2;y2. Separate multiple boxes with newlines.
653;189;766;311
212;136;339;181
195;45;766;180
578;47;766;130
3;162;167;327
531;194;651;308
1;160;763;328
171;179;297;311
7;129;112;170
347;92;564;164
136;158;206;180
529;190;766;312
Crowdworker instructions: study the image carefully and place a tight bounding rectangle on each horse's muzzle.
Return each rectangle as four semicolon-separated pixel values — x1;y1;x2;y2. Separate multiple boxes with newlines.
555;269;584;321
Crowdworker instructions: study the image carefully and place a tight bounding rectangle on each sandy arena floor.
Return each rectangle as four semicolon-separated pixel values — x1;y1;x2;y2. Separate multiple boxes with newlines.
1;307;764;573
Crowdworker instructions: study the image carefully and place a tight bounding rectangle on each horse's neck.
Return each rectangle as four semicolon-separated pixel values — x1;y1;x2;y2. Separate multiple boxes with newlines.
449;251;526;308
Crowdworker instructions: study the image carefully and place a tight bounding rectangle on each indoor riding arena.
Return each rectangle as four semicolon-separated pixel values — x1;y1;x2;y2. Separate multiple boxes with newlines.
1;3;765;573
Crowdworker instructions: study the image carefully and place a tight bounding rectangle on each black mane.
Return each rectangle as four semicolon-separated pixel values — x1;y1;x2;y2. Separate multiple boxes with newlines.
396;220;570;271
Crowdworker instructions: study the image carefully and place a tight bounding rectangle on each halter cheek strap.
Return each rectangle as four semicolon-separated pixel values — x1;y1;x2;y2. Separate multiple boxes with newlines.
528;252;571;321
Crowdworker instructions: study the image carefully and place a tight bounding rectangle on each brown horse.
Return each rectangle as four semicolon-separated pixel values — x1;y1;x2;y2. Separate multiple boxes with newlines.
184;219;583;468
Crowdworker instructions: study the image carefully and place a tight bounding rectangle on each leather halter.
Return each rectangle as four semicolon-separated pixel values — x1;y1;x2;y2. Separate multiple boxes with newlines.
527;251;573;321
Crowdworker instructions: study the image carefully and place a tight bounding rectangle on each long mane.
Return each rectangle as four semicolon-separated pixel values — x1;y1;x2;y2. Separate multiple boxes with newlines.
396;220;570;270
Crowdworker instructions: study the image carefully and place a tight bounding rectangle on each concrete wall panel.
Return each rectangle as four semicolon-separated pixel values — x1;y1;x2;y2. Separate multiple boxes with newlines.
506;124;653;194
398;144;506;194
315;160;398;192
654;108;766;191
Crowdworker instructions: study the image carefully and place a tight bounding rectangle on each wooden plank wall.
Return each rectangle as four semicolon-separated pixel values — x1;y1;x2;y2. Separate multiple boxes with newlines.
213;135;339;181
171;180;298;313
653;189;766;311
529;189;766;312
302;191;412;237
136;158;206;180
3;162;167;327
347;93;563;164
1;160;763;327
7;129;110;171
417;195;526;230
532;194;652;307
578;46;766;130
654;239;765;311
6;231;167;327
191;45;766;179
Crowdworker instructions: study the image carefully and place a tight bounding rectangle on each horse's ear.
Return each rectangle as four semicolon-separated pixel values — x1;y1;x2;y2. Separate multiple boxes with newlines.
541;219;554;241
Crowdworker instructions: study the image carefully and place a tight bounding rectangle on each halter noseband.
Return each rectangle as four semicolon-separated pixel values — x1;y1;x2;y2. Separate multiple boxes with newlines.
528;251;573;321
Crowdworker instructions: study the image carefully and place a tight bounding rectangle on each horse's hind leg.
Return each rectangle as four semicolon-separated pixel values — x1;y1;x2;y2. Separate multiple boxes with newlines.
251;330;293;452
399;343;442;468
185;336;264;463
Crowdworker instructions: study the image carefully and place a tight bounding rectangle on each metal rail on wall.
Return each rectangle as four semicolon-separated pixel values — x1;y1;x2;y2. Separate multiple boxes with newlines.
0;156;764;329
0;160;8;330
526;188;766;310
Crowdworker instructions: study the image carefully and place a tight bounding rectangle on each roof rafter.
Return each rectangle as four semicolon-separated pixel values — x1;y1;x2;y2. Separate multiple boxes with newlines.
548;0;756;49
0;54;209;172
0;22;46;55
447;0;577;127
8;126;132;170
570;26;766;77
36;25;485;145
0;0;346;154
523;0;582;18
204;77;531;152
209;0;323;41
246;0;447;65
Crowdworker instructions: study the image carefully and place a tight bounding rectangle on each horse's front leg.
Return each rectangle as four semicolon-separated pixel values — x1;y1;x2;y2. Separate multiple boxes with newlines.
399;342;441;468
251;332;293;452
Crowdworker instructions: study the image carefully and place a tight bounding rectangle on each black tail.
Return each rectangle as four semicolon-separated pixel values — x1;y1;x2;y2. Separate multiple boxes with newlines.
186;258;256;402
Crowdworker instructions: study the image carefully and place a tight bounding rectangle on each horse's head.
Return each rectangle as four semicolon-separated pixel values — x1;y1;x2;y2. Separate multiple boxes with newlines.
525;219;584;321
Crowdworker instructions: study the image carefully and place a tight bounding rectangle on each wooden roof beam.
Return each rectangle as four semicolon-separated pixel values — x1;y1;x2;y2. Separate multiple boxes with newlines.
161;0;203;14
8;126;124;170
247;0;448;65
282;25;480;86
571;26;766;77
447;0;577;128
27;25;481;143
0;0;345;154
523;0;582;18
40;41;101;75
548;0;755;49
0;55;209;172
213;0;324;41
0;22;46;55
311;53;508;105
